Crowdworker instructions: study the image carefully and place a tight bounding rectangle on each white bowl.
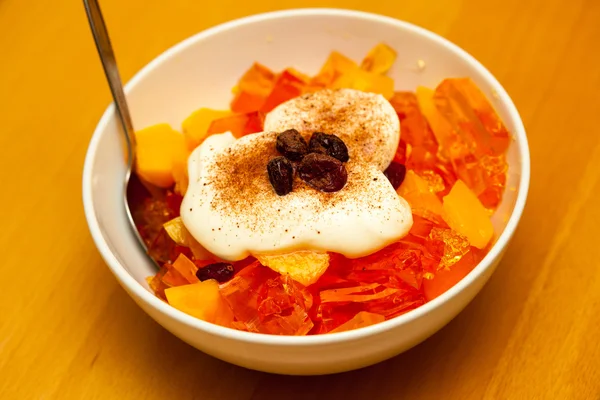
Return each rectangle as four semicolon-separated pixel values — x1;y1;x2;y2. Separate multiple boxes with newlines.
82;8;530;375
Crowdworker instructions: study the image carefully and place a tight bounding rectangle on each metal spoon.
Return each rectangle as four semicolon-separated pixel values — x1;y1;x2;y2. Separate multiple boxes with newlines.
84;0;158;266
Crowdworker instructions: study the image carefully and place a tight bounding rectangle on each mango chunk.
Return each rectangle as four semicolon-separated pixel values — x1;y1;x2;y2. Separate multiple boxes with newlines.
165;280;234;327
134;123;187;188
360;43;397;75
255;251;330;287
442;180;494;249
182;108;231;150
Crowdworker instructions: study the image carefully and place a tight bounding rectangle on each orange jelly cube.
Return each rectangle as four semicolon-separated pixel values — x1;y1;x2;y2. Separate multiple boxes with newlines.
207;112;263;138
220;262;313;335
422;250;479;300
329;311;385;333
172;253;199;284
360;43;397;75
230;91;267;114
311;51;358;87
417;83;508;208
398;170;444;219
260;70;306;113
425;227;470;270
442;180;494;249
237;62;276;96
434;78;510;157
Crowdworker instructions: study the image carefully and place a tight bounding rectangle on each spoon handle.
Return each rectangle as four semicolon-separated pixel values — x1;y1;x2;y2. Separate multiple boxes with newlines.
83;0;137;158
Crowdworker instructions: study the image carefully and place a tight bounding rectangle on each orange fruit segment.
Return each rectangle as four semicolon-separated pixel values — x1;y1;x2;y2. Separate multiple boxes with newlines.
165;280;234;327
442;180;494;249
255;251;330;287
134;123;187;188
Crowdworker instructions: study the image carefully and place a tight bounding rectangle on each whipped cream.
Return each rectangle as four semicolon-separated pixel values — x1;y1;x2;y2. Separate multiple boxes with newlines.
180;131;412;261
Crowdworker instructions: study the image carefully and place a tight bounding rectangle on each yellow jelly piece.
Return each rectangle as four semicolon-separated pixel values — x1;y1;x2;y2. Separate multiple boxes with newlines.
442;180;494;249
165;280;234;327
182;108;231;150
134;123;187;188
255;251;330;287
360;43;397;75
332;67;394;99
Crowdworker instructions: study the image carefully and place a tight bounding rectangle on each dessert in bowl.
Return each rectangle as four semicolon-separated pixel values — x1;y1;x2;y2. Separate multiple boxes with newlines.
82;9;529;375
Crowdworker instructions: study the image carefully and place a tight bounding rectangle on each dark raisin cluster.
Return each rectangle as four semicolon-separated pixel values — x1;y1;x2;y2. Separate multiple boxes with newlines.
196;262;235;283
268;129;349;195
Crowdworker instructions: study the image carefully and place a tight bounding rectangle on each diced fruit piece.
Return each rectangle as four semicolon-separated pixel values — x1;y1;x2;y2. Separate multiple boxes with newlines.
442;180;494;249
398;170;444;218
423;249;480;300
255;251;330;287
165;280;233;327
360;43;397;75
134;123;187;188
172;253;199;284
332;67;394;99
312;51;358;87
329;311;385;333
182;108;231;150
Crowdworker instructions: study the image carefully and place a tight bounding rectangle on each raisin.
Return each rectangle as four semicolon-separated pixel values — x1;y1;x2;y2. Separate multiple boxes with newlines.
298;153;347;192
196;262;235;283
383;162;407;189
309;132;349;162
276;129;308;161
267;156;294;196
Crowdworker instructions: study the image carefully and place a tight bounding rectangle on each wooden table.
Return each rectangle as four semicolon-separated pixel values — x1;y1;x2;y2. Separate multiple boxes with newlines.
2;0;599;398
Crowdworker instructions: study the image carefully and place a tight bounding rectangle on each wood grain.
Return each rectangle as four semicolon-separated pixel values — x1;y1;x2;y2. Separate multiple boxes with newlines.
1;0;599;398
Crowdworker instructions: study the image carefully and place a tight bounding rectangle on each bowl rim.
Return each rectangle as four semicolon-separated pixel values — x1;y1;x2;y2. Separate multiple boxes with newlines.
83;7;530;346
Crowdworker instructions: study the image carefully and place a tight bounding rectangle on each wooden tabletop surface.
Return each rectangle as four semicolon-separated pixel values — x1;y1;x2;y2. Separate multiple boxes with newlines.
2;0;600;398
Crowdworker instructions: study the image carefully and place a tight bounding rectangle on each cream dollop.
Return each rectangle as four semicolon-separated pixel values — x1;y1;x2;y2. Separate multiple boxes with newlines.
180;130;412;261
